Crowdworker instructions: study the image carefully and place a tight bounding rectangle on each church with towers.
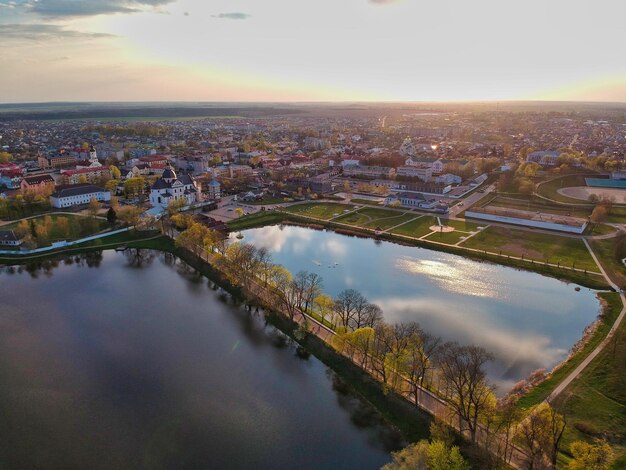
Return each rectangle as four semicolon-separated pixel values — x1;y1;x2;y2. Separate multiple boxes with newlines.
149;163;202;210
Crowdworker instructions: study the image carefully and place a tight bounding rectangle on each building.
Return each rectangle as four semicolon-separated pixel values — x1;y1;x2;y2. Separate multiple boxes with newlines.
435;173;462;185
372;179;449;195
400;137;416;157
209;164;253;179
205;179;221;200
61;166;111;185
611;170;626;180
38;153;76;169
526;151;560;166
0;230;24;247
405;158;444;174
50;184;111;208
396;165;433;182
149;164;202;210
0;164;23;189
20;174;55;194
343;165;396;179
384;192;448;213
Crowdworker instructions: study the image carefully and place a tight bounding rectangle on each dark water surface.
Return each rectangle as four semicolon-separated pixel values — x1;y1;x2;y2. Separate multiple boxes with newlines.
0;250;403;469
239;225;601;391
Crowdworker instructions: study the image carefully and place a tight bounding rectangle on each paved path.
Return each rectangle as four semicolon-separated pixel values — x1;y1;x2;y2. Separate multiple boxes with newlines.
545;240;626;401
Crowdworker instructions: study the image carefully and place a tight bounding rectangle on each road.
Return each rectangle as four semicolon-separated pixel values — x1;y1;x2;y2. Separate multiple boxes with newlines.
446;184;495;218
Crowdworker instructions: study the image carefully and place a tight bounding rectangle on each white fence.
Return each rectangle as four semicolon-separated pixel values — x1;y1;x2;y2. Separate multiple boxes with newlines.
0;227;131;255
465;211;587;234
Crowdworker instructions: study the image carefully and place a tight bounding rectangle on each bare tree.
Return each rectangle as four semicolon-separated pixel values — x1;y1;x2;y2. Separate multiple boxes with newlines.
437;342;495;443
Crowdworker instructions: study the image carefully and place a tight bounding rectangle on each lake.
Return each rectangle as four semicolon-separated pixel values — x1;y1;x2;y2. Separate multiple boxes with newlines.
0;250;405;469
238;225;601;391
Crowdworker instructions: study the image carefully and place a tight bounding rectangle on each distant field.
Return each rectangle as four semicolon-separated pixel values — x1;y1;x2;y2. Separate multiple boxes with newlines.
460;226;599;272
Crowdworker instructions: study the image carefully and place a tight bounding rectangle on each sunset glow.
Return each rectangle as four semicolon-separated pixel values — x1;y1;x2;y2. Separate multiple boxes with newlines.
1;0;624;102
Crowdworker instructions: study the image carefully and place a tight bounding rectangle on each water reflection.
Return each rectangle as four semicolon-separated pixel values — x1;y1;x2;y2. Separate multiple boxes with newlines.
241;225;600;392
0;251;404;469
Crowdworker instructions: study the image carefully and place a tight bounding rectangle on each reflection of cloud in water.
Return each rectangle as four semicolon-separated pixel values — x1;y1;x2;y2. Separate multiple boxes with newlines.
395;256;508;300
322;239;347;257
242;226;312;253
374;297;567;391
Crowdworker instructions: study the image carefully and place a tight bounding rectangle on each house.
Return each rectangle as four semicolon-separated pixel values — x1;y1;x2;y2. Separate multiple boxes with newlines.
0;230;24;246
343;165;396;179
405;158;444;174
149;164;202;210
208;164;253;179
61;166;111;184
38;153;76;169
205;179;221;200
396;165;433;182
400;137;416;157
20;174;55;194
526;151;560;166
384;192;448;213
0;164;23;189
435;173;462;185
50;184;111;208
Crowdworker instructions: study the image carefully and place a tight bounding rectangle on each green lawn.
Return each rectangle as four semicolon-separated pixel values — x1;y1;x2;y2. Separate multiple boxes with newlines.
461;226;599;272
389;216;437;238
424;229;474;245
283;202;358;220
350;198;382;206
536;174;596;204
334;207;412;229
441;218;484;232
589;237;626;289
550;292;626;465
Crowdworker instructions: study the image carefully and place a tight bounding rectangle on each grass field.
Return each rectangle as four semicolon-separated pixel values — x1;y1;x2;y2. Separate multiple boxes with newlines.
389;216;437;238
536;174;596;204
460;226;599;272
486;194;592;218
550;292;626;466
441;218;484;232
350;198;382;206
333;207;413;229
589;238;626;289
424;229;475;245
283;202;358;220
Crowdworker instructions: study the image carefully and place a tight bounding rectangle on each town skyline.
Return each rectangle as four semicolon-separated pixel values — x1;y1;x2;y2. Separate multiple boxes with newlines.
1;0;625;103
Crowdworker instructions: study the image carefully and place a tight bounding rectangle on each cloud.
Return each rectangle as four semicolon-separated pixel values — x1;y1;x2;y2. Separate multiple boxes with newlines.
0;23;114;40
27;0;175;17
211;12;251;20
369;0;400;4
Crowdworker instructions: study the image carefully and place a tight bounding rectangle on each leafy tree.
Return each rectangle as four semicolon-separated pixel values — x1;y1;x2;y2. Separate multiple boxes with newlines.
106;207;117;224
382;440;469;470
568;440;613;470
109;165;121;180
0;151;12;164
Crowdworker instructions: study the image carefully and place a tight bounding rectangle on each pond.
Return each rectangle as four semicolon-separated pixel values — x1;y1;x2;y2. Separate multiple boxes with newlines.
238;225;601;392
0;250;406;469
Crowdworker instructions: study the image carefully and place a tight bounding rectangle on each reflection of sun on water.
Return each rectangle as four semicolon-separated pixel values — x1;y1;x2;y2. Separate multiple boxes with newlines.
395;256;505;299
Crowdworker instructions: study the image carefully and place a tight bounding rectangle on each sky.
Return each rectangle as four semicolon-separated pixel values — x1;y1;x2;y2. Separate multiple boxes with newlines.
0;0;624;103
